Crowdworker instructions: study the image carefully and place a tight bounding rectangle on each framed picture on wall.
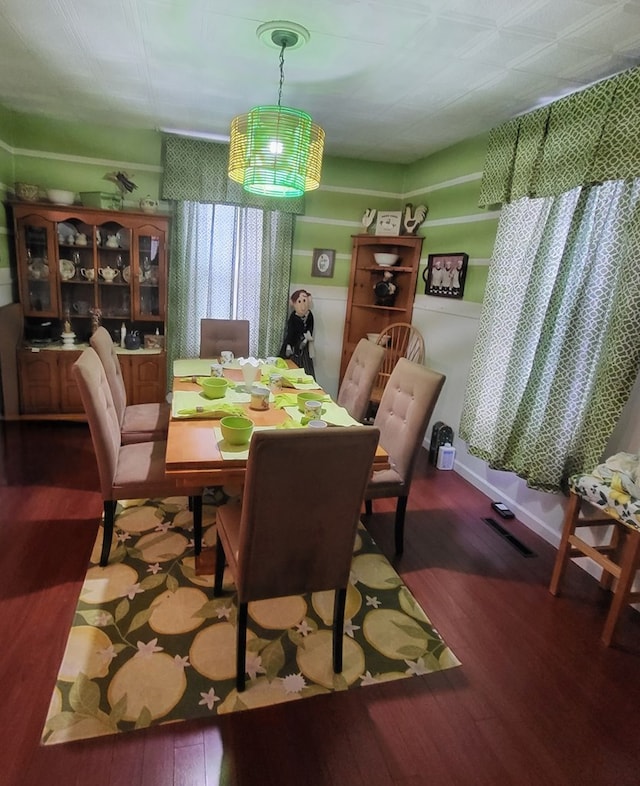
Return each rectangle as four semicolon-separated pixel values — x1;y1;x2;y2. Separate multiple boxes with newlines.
311;248;336;278
375;211;402;236
423;253;469;298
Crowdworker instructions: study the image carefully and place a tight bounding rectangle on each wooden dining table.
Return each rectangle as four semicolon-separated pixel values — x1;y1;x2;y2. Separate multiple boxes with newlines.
164;358;389;487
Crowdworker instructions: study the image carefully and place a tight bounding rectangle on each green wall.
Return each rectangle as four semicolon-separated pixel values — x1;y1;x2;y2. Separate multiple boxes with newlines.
404;134;497;303
0;106;498;307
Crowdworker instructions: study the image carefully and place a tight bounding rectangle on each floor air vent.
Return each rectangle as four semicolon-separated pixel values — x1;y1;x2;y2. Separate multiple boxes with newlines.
481;517;537;558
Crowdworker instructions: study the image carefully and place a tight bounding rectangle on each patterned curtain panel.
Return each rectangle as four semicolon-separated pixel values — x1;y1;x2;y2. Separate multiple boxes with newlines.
161;134;305;215
479;65;640;207
166;202;294;381
460;178;640;492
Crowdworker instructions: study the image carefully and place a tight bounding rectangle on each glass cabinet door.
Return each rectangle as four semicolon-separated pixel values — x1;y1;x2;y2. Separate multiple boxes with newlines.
133;226;165;321
96;221;131;320
56;217;97;323
18;216;58;317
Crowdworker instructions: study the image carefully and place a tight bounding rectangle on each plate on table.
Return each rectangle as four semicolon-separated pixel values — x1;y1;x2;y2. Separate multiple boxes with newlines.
122;265;131;284
59;258;75;280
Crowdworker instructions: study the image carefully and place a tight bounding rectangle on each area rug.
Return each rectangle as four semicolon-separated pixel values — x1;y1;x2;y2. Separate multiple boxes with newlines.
42;496;460;745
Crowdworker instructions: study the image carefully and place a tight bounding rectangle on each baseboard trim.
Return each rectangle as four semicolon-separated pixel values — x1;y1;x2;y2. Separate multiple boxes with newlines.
453;458;562;548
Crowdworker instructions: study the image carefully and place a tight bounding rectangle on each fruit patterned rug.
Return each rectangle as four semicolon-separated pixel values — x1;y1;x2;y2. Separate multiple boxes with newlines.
42;495;460;744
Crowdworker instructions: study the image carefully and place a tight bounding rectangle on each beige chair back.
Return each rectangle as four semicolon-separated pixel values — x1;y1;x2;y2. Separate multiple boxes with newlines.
200;319;250;359
232;427;379;602
374;358;444;488
73;346;122;498
337;338;385;422
90;326;127;425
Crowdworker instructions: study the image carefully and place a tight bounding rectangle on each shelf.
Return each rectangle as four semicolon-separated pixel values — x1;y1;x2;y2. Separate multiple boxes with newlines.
353;303;408;312
363;265;414;273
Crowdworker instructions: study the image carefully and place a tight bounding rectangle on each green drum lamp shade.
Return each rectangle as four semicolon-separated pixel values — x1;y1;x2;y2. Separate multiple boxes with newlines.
228;22;325;198
228;106;324;197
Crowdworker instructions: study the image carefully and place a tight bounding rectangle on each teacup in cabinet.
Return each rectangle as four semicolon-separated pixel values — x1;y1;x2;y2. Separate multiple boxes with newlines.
99;266;119;283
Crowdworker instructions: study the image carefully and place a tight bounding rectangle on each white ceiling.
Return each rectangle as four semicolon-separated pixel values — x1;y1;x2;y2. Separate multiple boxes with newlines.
0;0;639;164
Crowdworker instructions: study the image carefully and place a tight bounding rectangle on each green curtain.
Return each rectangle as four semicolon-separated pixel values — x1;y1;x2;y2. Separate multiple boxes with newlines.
460;179;640;491
166;202;294;382
161;134;306;215
479;65;640;207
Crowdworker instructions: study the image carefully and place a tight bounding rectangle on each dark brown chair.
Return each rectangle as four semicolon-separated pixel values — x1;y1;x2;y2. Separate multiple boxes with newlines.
73;347;203;566
90;326;169;445
365;358;445;554
214;427;380;692
337;338;385;422
199;319;250;359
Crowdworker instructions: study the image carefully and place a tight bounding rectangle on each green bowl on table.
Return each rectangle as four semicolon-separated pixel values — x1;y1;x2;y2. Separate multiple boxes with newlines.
201;377;228;399
220;416;254;446
297;391;324;413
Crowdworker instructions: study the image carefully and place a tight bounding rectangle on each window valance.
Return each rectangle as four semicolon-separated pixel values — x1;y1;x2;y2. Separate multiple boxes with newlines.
479;65;640;207
161;134;306;215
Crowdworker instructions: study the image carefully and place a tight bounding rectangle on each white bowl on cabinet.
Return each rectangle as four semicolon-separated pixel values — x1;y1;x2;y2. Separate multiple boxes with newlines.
373;252;400;267
47;189;76;205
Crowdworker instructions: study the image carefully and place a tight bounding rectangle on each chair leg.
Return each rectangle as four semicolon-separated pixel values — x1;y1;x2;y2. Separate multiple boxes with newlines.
214;533;226;597
364;499;372;516
100;500;117;567
549;493;581;595
191;495;203;555
236;601;248;692
601;529;640;647
332;587;347;673
395;496;408;555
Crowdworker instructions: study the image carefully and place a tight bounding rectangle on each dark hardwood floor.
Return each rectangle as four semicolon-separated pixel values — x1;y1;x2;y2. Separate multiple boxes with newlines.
1;420;639;786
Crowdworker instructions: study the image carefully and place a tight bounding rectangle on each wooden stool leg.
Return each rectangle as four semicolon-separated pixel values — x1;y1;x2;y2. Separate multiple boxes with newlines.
549;492;581;595
599;523;622;591
601;529;640;646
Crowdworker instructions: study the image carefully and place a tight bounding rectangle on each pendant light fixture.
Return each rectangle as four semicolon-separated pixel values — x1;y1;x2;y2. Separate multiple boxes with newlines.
228;21;325;198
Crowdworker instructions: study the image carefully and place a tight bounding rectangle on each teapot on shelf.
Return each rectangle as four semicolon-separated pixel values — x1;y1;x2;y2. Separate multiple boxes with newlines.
139;196;158;214
98;266;119;282
105;234;119;248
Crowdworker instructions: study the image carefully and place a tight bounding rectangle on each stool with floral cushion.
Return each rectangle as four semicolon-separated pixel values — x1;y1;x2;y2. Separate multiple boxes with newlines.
549;453;640;646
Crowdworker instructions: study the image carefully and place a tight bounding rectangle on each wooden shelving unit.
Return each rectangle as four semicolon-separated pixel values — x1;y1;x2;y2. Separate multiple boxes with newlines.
339;234;423;382
4;201;170;418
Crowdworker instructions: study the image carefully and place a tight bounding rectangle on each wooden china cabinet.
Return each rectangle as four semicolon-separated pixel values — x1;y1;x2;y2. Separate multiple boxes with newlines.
8;201;170;419
339;234;423;383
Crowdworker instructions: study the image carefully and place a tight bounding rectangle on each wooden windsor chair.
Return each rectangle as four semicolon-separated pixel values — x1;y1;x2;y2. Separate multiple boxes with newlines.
369;322;425;417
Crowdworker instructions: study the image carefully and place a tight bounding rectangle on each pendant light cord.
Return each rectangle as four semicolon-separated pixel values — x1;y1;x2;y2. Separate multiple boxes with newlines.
277;42;287;109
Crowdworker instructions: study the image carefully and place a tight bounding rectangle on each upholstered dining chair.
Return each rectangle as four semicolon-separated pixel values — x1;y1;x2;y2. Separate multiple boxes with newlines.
337;338;386;422
90;326;170;445
73;347;204;567
199;318;250;359
369;322;426;415
214;427;380;692
364;358;445;555
549;461;640;646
